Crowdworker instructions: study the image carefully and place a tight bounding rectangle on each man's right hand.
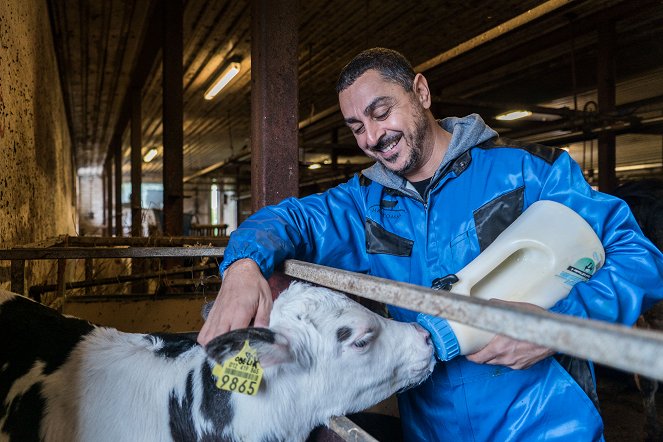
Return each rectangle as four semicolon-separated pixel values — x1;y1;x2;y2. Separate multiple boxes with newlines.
197;258;273;346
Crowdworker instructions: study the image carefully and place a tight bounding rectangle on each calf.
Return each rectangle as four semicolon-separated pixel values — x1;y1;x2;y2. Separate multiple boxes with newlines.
0;281;434;442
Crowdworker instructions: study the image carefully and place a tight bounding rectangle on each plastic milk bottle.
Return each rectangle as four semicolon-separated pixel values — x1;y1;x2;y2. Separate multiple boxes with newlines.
423;200;605;360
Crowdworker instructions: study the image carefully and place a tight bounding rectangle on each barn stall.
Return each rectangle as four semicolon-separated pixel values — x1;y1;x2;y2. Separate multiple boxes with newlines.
1;0;663;440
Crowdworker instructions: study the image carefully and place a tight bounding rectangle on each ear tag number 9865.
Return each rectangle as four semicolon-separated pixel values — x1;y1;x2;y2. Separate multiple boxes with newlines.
212;340;263;396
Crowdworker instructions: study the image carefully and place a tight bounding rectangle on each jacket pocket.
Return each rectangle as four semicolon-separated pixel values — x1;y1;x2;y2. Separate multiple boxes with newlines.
449;227;480;267
473;186;524;251
365;219;413;256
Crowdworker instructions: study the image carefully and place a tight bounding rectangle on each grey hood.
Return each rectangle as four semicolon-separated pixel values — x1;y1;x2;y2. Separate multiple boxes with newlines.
362;113;498;192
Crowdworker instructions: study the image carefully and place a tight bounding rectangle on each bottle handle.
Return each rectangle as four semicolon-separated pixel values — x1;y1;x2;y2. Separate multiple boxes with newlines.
452;239;547;296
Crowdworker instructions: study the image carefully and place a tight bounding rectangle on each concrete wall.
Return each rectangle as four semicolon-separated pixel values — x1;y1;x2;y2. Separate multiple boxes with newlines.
0;0;77;289
63;295;211;333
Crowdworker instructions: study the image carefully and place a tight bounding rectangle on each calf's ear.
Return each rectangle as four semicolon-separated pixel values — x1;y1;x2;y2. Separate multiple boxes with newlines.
205;327;293;368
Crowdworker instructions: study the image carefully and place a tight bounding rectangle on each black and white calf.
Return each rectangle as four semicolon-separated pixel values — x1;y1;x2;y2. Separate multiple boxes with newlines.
0;282;434;442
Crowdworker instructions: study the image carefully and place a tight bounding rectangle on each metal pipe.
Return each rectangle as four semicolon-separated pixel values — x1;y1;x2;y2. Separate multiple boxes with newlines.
0;247;225;260
328;416;378;442
283;260;663;382
414;0;574;73
28;263;218;295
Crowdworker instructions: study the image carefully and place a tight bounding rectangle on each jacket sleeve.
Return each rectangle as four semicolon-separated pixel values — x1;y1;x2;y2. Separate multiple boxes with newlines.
219;175;370;278
531;151;663;325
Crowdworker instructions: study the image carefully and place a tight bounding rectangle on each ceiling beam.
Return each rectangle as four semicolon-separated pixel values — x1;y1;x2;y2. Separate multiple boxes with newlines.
102;0;161;167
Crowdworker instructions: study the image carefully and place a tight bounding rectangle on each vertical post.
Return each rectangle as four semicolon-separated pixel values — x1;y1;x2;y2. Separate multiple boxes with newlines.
56;259;67;302
10;259;25;297
251;0;299;211
114;142;123;236
130;91;148;293
597;20;617;193
131;89;143;237
162;0;184;236
105;160;113;237
85;258;93;296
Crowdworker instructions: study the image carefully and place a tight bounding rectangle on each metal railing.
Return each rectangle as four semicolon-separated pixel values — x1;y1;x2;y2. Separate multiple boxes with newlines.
283;260;663;383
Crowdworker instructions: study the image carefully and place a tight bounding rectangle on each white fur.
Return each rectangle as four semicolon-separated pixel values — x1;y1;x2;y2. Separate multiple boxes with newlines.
1;282;434;442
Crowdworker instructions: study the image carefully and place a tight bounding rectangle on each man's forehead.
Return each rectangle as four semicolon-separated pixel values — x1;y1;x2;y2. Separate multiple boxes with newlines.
339;71;403;115
345;69;397;94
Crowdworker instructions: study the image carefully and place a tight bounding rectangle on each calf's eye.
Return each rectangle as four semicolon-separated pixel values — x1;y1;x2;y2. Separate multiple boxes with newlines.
353;339;369;349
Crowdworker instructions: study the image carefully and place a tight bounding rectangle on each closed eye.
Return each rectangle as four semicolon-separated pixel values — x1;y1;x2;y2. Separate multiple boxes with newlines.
351;124;365;135
373;108;391;120
352;329;376;350
353;338;370;349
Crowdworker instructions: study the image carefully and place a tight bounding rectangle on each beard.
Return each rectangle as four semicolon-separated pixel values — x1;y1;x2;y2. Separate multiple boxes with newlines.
380;106;428;177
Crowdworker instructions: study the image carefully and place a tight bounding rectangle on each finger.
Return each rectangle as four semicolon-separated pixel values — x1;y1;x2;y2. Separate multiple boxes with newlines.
466;348;493;364
254;297;272;328
228;315;249;332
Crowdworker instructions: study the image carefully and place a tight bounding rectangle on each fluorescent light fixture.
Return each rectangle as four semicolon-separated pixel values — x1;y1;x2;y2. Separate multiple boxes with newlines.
308;163;322;170
496;110;532;121
143;148;158;163
204;61;241;100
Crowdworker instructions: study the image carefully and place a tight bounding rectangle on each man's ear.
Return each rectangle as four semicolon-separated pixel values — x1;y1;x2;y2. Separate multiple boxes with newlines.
412;73;431;109
205;327;293;368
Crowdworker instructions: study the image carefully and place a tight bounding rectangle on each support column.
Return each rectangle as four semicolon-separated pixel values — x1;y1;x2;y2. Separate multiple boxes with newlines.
250;0;299;211
105;160;113;237
114;143;123;236
131;89;148;293
162;0;184;236
597;20;617;193
131;89;143;237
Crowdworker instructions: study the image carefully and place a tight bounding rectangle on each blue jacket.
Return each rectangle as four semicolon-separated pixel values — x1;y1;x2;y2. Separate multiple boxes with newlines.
221;114;663;441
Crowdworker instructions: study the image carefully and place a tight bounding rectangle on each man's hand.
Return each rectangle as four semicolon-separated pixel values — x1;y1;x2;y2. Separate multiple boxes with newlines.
197;258;273;346
466;300;555;370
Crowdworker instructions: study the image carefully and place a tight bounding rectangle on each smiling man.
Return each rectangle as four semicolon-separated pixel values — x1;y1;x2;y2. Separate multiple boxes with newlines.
199;48;663;441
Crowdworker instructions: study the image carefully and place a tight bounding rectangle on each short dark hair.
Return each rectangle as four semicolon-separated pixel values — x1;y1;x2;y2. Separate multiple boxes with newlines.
336;47;415;94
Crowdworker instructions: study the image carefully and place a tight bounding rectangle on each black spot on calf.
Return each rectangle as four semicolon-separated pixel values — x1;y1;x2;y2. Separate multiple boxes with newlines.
336;326;352;342
0;295;94;439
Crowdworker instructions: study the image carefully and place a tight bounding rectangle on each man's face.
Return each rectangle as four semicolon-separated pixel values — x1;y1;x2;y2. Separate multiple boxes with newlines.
338;70;430;178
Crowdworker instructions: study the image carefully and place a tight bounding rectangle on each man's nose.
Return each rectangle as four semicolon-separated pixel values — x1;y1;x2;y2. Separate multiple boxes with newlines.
365;120;385;148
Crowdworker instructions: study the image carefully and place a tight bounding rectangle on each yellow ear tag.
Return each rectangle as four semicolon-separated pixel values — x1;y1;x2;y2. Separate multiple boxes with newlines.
212;340;263;396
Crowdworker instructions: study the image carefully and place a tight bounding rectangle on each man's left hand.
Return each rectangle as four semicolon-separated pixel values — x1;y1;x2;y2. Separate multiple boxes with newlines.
465;300;555;369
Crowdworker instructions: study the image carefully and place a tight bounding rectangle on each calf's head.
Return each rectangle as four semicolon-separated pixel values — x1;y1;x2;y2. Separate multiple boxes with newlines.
205;282;434;425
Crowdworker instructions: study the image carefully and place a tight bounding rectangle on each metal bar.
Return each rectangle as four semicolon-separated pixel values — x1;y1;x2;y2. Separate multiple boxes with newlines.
183;152;251;184
597;20;617;193
29;263;218;295
162;0;184;236
114;142;123;236
106;160;113;236
283;260;663;382
250;0;299;210
62;236;228;247
130;88;142;238
56;259;67;300
10;260;25;296
85;258;93;295
0;247;225;260
327;417;378;442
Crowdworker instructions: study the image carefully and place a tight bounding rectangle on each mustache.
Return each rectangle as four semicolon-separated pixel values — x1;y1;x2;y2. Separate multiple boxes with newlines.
371;133;401;152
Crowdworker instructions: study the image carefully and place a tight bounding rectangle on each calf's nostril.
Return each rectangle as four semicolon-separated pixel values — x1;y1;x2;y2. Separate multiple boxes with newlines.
412;323;431;343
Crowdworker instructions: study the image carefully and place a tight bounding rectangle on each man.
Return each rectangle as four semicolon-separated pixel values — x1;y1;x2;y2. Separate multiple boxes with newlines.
199;48;663;440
